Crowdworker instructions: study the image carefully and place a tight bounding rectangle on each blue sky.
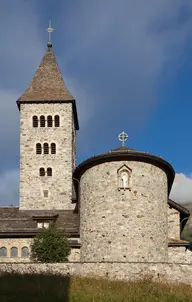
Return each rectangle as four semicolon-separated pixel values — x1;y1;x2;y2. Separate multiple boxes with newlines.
0;0;192;205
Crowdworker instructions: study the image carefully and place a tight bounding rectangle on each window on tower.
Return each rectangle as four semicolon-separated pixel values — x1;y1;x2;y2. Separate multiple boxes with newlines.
39;167;45;176
55;115;60;127
36;143;42;154
47;115;53;127
40;115;45;127
51;143;56;154
44;143;49;154
47;167;52;176
33;116;38;127
10;247;18;258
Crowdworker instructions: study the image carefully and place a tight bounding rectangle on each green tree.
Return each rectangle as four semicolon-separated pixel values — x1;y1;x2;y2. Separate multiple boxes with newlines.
31;227;70;263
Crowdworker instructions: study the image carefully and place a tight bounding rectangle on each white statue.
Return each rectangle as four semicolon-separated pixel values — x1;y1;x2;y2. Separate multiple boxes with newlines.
121;171;128;188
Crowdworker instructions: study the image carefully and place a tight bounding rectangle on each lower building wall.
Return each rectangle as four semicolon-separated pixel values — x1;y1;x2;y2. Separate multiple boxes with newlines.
0;238;80;262
168;246;192;263
1;262;192;284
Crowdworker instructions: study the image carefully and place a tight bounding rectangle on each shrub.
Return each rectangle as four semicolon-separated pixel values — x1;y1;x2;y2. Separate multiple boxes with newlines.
30;227;70;263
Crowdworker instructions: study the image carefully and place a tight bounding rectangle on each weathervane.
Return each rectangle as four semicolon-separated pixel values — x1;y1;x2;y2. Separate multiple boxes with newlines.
46;20;55;45
118;131;128;146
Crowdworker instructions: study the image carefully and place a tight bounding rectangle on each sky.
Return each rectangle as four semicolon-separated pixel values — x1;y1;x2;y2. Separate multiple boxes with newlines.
0;0;192;205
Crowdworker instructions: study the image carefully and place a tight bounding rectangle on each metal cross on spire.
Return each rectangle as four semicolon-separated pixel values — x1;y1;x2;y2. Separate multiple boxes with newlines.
46;20;55;45
118;131;128;146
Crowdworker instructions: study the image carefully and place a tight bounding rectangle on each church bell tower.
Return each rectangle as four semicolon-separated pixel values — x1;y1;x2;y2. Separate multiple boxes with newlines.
17;32;79;210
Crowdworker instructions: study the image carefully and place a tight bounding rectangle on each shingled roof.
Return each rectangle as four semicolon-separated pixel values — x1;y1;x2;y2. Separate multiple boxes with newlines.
0;207;79;237
18;45;74;102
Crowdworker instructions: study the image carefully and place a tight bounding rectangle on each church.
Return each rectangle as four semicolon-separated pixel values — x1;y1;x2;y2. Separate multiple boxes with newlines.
0;37;190;263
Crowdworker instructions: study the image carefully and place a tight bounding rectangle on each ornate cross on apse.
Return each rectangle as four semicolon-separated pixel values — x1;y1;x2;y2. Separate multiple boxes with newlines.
118;131;128;146
46;20;55;44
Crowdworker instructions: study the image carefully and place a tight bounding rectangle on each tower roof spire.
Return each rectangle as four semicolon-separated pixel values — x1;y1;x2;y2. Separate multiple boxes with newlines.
17;46;74;102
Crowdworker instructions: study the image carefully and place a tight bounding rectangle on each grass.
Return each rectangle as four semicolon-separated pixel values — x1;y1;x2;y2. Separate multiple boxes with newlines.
0;273;192;301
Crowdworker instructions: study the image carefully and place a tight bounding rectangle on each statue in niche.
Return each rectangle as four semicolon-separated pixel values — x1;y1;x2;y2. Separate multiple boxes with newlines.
121;171;129;189
117;165;132;190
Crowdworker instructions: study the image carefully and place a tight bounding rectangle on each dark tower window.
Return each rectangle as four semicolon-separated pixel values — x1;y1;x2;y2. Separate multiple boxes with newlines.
33;116;38;127
51;143;56;154
55;115;60;127
36;143;42;154
39;167;45;176
47;115;53;127
47;167;52;176
44;143;49;154
40;115;45;127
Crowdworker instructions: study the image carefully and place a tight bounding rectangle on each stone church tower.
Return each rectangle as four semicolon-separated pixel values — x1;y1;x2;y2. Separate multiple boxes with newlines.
17;43;79;210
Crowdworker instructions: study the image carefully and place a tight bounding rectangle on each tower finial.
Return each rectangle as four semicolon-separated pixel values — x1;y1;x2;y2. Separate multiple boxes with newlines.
46;20;55;48
118;131;128;146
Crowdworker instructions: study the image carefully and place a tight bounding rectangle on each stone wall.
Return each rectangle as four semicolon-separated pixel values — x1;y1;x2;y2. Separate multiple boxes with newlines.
1;262;192;285
168;246;192;263
0;238;80;262
168;207;180;239
80;161;168;262
19;103;75;210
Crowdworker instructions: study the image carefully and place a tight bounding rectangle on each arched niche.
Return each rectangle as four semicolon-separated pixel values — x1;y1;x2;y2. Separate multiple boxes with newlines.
117;165;132;190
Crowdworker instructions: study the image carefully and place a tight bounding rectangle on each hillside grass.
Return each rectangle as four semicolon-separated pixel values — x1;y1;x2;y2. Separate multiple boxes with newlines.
0;273;192;302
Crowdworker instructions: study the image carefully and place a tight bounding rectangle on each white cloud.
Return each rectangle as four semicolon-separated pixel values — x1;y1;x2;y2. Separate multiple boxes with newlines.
0;169;19;206
170;173;192;204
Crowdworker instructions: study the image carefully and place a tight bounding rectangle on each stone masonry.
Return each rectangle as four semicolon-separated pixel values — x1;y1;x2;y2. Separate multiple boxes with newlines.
168;207;180;239
19;103;75;210
80;160;168;262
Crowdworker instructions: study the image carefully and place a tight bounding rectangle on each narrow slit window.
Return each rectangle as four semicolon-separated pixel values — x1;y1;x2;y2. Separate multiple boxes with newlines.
33;116;38;127
43;190;49;198
0;247;7;257
39;168;45;176
51;143;56;154
21;247;29;258
55;115;60;127
47;115;53;127
47;167;52;176
36;143;42;154
10;247;18;258
44;143;49;154
40;116;45;127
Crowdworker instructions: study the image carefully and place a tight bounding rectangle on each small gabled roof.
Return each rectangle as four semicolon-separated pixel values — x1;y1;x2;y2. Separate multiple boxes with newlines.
18;45;74;102
168;199;190;216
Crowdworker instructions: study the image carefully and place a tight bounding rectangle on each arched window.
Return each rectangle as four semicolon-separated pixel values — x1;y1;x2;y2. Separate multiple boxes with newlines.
0;247;7;257
21;247;29;258
10;247;18;258
39;168;45;177
47;115;52;127
40;115;45;127
36;143;42;154
55;115;60;127
47;167;52;176
44;143;49;154
51;143;56;154
32;116;38;127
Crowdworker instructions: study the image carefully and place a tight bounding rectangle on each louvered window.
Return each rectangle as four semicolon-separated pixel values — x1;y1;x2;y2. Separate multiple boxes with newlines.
47;115;53;127
36;143;42;154
55;115;60;127
40;115;45;127
43;190;49;198
33;116;38;127
39;168;45;176
47;167;52;176
51;143;56;154
44;143;49;154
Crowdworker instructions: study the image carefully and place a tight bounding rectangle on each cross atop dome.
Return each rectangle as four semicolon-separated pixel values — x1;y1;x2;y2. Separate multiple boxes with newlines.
46;20;55;47
118;131;128;146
